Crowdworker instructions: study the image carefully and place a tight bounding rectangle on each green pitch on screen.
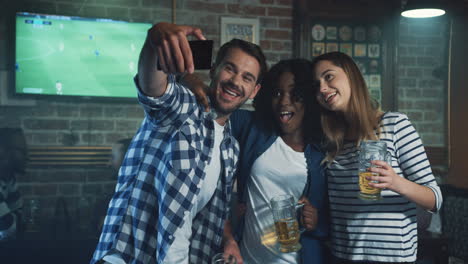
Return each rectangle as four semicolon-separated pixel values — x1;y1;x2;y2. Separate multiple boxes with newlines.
15;13;151;98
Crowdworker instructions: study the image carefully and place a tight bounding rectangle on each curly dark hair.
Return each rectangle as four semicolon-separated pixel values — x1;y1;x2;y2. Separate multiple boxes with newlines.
253;58;322;143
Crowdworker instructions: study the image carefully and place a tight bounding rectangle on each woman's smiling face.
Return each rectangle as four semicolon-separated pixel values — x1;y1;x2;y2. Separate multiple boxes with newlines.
314;60;351;113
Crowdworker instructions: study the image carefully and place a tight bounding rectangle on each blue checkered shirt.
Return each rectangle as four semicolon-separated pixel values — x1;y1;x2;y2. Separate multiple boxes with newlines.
91;75;239;264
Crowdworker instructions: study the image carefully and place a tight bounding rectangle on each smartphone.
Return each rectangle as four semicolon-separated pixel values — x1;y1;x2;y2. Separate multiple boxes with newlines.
189;40;213;70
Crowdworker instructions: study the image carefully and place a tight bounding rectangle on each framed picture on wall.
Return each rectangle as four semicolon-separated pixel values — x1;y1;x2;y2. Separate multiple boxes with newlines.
221;17;259;45
312;42;325;56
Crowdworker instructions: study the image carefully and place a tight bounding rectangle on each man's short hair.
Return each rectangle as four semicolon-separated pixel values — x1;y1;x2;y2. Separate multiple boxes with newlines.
213;38;268;84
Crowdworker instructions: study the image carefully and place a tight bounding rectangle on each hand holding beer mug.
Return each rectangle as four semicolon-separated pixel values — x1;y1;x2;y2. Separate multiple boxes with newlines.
358;140;391;200
270;194;304;253
211;253;237;264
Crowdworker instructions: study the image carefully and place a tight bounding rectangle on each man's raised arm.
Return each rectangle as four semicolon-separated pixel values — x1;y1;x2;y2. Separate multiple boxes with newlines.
137;22;205;97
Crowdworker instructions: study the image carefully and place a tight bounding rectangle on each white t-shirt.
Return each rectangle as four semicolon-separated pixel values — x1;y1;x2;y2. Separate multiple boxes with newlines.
162;120;224;264
104;120;225;264
240;137;307;264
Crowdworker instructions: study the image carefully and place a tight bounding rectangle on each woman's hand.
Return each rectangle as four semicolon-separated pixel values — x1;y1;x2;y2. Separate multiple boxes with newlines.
224;238;243;264
298;197;318;231
367;160;437;211
367;160;405;193
179;73;210;112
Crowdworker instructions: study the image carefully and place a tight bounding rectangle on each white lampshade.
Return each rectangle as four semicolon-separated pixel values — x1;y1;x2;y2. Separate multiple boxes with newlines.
401;8;446;18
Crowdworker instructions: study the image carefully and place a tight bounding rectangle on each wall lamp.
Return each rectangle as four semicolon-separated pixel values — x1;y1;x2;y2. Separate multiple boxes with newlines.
401;0;446;18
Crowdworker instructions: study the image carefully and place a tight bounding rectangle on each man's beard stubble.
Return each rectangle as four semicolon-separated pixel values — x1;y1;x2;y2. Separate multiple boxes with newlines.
209;80;249;117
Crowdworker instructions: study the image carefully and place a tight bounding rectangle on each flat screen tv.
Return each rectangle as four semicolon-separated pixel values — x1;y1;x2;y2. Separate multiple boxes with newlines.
15;12;151;99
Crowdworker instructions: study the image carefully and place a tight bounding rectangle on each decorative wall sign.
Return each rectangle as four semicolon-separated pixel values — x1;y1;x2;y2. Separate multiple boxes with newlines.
369;59;379;73
339;25;352;41
340;43;353;57
312;24;326;41
369;74;381;89
368;44;380;58
368;25;382;42
312;42;325;56
326;42;339;53
326;26;337;40
354;44;367;57
354;26;366;42
221;17;259;45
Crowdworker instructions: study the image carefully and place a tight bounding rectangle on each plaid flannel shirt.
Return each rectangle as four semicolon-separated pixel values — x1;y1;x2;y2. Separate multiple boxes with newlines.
91;75;239;264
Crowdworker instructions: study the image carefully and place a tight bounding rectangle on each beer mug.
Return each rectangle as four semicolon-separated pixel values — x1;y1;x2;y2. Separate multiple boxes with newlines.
358;140;391;201
270;194;304;253
211;253;237;264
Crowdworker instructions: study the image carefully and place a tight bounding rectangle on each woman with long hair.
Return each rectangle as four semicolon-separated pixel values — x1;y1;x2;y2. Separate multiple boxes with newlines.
311;51;442;264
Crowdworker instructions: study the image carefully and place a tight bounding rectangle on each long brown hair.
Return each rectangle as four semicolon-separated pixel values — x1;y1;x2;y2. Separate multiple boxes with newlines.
311;52;381;162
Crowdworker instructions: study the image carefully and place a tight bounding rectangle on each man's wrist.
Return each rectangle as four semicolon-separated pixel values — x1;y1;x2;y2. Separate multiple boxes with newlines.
223;234;237;245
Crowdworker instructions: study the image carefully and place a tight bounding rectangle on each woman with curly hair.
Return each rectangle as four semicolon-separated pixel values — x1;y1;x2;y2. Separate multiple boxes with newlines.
222;58;329;264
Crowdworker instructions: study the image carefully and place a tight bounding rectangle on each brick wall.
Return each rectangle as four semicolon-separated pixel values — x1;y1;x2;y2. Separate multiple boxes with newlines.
0;0;293;231
397;16;449;147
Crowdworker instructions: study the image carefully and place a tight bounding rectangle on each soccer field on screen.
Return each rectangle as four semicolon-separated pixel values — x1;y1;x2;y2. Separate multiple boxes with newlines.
15;13;151;98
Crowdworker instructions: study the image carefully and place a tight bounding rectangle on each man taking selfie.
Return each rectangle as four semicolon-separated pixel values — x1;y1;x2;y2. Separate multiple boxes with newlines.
91;22;267;264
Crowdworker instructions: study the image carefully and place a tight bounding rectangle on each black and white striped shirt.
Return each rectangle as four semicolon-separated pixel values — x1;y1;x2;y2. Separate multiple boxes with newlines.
327;112;442;262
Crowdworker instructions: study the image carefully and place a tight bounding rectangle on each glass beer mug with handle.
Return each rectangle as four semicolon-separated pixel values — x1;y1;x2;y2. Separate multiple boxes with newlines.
358;140;392;201
270;194;304;253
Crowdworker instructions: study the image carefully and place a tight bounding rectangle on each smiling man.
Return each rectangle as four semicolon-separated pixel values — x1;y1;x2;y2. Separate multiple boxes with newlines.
91;22;267;264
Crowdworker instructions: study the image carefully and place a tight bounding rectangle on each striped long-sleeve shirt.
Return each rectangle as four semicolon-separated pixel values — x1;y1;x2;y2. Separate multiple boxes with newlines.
327;112;442;263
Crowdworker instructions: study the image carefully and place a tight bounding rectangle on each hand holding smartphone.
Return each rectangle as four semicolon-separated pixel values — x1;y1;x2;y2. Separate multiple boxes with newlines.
156;39;213;72
189;40;213;70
